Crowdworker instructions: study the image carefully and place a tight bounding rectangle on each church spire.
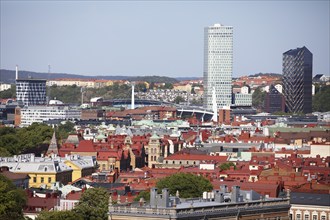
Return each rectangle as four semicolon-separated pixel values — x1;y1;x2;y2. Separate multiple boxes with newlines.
46;131;59;156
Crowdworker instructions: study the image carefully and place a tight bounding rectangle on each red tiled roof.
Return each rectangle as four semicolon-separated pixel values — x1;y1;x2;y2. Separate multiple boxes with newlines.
165;154;227;162
65;191;82;200
74;140;95;152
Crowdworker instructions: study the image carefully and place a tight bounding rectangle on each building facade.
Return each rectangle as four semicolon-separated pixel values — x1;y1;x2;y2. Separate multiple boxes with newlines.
203;23;233;110
0;83;12;91
16;79;47;106
20;105;81;126
283;47;313;114
264;85;285;113
233;93;252;106
109;186;291;220
290;192;330;220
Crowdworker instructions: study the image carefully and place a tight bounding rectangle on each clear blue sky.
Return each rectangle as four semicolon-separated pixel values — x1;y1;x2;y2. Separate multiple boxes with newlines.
1;1;329;77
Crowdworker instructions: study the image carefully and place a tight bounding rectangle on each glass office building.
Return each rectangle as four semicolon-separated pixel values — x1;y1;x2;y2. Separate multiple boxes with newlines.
203;24;233;110
16;79;47;106
282;46;312;114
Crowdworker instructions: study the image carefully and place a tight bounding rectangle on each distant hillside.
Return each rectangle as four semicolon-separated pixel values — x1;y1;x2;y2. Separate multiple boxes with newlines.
0;69;177;84
175;77;202;81
248;73;282;78
126;75;178;84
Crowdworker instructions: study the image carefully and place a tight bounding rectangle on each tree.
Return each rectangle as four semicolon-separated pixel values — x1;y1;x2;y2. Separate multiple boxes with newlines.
174;96;185;104
135;83;147;92
0;175;27;220
133;190;150;202
313;85;330;112
0;123;53;156
0;85;16;99
219;162;236;171
47;85;82;104
163;83;173;90
35;210;83;220
252;87;266;111
156;173;213;198
56;121;75;142
74;188;109;220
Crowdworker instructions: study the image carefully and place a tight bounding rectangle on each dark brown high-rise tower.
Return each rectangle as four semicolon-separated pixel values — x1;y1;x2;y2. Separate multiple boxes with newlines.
283;46;313;114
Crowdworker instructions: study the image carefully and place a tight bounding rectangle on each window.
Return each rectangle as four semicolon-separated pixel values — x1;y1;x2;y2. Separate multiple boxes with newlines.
48;177;52;183
305;214;309;220
41;177;44;183
312;215;317;220
297;214;301;220
321;216;326;220
33;177;36;183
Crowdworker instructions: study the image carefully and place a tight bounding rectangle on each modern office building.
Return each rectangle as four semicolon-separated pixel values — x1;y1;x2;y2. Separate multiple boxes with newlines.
233;93;252;106
203;23;233;110
20;105;81;126
282;46;313;114
264;85;285;113
16;79;47;106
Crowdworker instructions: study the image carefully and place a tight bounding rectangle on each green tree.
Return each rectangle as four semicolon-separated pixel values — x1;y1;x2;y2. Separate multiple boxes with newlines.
0;175;27;220
135;83;147;92
174;96;185;104
252;87;266;111
163;83;174;89
0;123;53;156
48;85;82;104
156;173;213;198
35;210;83;220
0;85;16;99
74;188;109;220
133;190;150;202
313;85;330;112
56;121;75;142
219;162;236;171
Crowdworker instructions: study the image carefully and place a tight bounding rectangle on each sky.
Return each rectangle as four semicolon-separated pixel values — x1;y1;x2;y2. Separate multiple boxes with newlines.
0;1;329;78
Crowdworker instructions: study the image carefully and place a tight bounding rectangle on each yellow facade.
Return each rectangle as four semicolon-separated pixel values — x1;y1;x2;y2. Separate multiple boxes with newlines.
27;170;72;188
63;160;82;182
98;158;120;172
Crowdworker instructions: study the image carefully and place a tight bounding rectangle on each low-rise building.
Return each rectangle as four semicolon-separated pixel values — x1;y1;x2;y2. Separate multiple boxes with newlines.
0;153;97;188
19;105;81;126
290;192;330;220
109;186;291;220
0;166;29;189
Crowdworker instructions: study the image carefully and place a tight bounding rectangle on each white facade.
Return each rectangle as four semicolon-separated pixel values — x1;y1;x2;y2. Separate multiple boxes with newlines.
233;93;252;106
203;23;233;110
241;86;250;94
0;83;12;91
20;105;81;126
275;84;283;94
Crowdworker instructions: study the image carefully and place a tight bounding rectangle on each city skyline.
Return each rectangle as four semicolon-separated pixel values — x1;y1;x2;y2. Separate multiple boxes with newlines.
0;1;329;78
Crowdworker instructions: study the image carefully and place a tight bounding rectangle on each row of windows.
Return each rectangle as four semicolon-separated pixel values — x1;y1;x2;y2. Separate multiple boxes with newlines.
150;156;157;161
294;213;327;220
165;160;197;165
33;176;52;183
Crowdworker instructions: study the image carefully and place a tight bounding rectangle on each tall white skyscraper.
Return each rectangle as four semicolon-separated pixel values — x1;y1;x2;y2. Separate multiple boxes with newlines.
203;23;233;110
